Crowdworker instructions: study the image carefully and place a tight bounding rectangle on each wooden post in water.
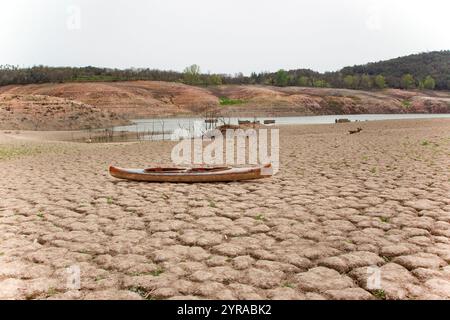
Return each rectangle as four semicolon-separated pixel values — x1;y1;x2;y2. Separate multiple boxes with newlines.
162;120;165;141
151;121;155;141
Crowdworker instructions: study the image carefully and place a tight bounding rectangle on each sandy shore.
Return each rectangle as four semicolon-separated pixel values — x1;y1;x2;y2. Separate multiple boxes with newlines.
0;119;449;300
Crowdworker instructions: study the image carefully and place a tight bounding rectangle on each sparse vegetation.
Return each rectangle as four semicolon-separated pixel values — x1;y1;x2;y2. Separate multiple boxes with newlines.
95;275;106;282
46;287;57;296
150;267;164;277
129;286;155;300
372;289;386;300
219;97;246;106
208;200;217;208
379;216;390;223
282;282;295;289
0;145;48;160
401;100;411;108
255;214;266;221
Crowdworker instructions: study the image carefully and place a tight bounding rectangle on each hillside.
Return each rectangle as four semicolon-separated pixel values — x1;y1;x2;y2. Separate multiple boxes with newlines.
0;81;449;130
0;81;218;118
0;94;127;130
340;51;450;89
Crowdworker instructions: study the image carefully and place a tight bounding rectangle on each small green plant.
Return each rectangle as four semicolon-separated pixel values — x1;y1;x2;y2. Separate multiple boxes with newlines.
151;267;164;277
372;289;386;300
282;282;295;289
37;212;44;219
401;100;411;108
95;275;106;282
129;286;154;299
208;200;217;208
370;167;377;174
421;140;430;146
219;97;246;106
379;217;390;223
255;214;265;221
46;287;57;296
106;196;113;204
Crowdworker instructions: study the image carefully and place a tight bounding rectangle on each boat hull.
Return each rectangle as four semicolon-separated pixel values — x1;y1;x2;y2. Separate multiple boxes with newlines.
109;165;272;183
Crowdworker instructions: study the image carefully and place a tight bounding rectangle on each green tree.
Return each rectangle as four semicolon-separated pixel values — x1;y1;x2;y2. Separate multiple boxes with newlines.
288;75;296;86
423;75;435;90
401;73;415;89
361;74;373;89
208;74;222;85
275;69;288;87
183;64;201;85
297;76;310;87
343;75;356;88
374;75;386;89
418;80;424;90
313;79;328;88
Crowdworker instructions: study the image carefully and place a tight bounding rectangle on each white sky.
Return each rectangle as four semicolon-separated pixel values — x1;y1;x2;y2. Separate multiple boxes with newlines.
1;0;449;74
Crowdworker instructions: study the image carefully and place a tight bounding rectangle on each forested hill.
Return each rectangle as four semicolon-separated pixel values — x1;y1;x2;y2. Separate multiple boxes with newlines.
0;51;449;90
339;51;450;90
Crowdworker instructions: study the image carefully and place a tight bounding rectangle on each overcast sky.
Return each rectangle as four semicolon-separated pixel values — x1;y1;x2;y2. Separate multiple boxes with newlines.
1;0;449;74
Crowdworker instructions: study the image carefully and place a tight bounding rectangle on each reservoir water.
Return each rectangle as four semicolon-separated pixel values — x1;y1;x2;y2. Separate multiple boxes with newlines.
112;113;450;136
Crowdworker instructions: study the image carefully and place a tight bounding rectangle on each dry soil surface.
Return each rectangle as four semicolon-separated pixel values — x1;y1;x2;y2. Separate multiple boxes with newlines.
0;94;128;130
0;119;449;300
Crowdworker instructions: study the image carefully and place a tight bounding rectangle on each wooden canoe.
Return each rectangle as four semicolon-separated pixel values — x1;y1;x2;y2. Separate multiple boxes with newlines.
109;164;272;183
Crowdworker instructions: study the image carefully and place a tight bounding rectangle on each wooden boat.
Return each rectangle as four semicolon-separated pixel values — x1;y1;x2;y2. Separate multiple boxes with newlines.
109;164;272;183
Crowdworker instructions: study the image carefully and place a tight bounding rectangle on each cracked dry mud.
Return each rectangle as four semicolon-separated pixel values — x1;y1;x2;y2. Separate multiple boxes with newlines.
1;119;449;300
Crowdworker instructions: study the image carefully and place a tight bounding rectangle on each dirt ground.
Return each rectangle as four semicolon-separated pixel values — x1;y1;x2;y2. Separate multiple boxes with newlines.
0;94;128;131
0;119;449;300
